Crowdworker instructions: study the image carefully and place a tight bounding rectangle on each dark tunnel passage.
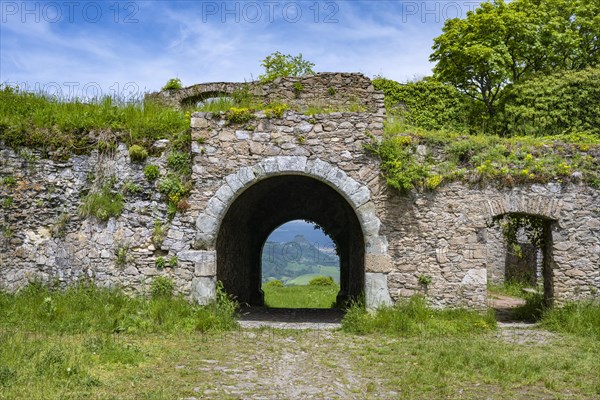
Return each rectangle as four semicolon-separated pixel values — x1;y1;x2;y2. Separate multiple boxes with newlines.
216;175;365;306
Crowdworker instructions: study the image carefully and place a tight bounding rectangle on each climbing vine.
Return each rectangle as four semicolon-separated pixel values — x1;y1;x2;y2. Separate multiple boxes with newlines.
491;214;547;258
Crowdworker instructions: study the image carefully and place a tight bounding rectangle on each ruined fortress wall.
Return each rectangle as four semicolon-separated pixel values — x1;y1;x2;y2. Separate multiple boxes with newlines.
1;73;599;309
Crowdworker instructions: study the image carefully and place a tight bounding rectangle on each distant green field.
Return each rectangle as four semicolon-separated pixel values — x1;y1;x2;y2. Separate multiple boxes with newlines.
286;268;339;286
262;285;339;308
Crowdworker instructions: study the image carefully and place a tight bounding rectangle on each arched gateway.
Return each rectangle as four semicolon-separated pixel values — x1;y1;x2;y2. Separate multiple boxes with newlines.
192;156;393;308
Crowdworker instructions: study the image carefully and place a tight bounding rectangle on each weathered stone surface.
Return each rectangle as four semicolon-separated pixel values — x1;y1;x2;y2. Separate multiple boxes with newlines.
191;277;216;305
365;273;393;309
365;254;393;273
1;73;598;310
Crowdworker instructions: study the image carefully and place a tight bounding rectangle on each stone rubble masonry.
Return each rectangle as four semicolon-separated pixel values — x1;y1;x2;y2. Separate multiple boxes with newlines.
1;73;599;309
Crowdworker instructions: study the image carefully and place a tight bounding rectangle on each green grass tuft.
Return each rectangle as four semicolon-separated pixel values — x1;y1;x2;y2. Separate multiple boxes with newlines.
262;284;338;308
0;281;238;334
342;296;497;336
0;86;189;159
541;301;600;338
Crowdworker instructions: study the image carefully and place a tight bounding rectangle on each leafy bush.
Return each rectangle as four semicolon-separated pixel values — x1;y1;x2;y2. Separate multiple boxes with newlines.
500;66;600;137
258;51;315;83
309;276;335;286
150;276;173;298
143;164;160;181
79;185;124;221
264;279;284;287
373;77;469;131
161;78;182;91
158;174;189;209
128;144;148;162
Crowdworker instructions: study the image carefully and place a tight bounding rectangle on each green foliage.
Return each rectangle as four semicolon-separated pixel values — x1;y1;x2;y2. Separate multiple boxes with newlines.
308;276;335;287
258;51;315;83
263;103;288;119
158;174;189;216
2;196;13;209
373;77;468;131
120;180;141;196
430;0;600;122
166;151;191;174
50;213;70;238
541;301;600;338
512;291;547;322
155;257;166;270
114;244;130;268
488;279;536;299
152;220;166;246
2;176;17;187
79;185;124;221
264;279;284;287
143;164;160;181
293;82;304;98
364;133;429;192
0;86;189;158
501;66;600;136
150;276;173;298
417;274;433;286
342;296;497;335
128;144;148;162
225;107;255;124
161;78;182;91
373;118;600;191
492;214;547;259
168;256;178;268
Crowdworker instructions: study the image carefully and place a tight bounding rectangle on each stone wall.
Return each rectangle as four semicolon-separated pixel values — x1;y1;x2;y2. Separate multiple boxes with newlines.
147;73;384;114
1;73;599;309
0;144;198;297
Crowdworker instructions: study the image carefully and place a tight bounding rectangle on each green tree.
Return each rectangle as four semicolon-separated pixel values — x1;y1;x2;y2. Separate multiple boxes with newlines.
430;0;600;122
258;52;315;83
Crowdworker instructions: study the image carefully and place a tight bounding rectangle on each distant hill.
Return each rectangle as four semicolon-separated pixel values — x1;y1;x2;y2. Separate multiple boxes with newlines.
262;233;339;285
267;220;337;246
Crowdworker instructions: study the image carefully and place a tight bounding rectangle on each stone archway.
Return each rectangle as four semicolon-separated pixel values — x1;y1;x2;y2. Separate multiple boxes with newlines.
216;175;363;305
193;156;392;308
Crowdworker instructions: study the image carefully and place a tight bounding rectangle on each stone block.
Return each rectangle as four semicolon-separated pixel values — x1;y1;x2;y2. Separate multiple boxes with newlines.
365;254;393;273
365;272;392;309
191;276;216;305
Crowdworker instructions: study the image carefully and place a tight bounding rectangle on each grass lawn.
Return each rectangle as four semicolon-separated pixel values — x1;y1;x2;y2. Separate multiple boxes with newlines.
262;284;339;308
2;284;600;399
1;328;599;399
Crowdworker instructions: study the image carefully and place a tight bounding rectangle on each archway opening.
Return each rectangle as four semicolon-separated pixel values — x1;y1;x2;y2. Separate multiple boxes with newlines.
488;213;556;321
216;175;365;308
261;220;340;308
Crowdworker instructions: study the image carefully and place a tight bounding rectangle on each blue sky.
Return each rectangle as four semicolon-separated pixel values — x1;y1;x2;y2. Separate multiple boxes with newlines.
0;1;483;99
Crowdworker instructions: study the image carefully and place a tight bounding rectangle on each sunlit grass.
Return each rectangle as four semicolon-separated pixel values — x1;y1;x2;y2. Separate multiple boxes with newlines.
262;284;338;308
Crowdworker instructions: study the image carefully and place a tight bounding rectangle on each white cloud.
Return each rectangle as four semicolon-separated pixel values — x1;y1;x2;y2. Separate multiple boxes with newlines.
0;0;482;97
